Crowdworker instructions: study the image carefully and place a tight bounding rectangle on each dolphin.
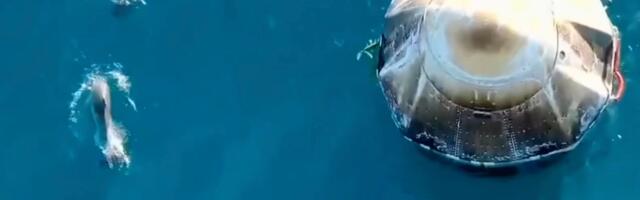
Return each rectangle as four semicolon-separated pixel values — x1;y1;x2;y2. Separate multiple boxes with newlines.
90;76;130;168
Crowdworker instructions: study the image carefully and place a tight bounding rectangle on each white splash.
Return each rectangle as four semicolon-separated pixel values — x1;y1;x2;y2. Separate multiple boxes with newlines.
107;64;138;111
112;0;146;6
68;63;137;170
69;82;90;124
101;120;131;169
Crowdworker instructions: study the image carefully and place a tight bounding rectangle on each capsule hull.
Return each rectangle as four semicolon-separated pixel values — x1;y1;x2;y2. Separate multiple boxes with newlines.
377;0;619;167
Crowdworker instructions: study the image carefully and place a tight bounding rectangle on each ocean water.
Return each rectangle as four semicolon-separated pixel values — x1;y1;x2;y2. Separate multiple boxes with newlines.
0;0;638;199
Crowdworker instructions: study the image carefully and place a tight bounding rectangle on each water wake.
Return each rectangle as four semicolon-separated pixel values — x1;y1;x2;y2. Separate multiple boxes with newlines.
112;0;147;6
68;63;137;170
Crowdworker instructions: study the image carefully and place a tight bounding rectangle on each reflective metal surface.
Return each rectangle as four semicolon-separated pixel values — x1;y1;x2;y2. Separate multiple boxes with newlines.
377;0;620;167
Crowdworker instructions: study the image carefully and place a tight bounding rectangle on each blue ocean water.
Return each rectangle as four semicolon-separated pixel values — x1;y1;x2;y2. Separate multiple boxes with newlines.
0;0;638;199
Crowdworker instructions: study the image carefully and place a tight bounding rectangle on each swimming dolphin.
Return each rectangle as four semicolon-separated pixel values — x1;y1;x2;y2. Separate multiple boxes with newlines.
111;0;146;6
92;77;111;128
90;76;130;168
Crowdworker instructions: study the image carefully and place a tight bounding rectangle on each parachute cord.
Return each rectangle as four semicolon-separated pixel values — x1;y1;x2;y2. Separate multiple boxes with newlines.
612;37;626;101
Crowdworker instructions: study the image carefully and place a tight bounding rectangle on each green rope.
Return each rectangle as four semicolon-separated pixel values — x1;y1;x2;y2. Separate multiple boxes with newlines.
356;37;382;79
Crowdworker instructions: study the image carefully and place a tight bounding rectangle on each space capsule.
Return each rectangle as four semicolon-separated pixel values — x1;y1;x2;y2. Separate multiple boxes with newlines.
371;0;625;167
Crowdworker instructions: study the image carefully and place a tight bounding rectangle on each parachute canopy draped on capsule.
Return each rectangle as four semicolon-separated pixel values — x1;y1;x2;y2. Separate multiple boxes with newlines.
373;0;624;167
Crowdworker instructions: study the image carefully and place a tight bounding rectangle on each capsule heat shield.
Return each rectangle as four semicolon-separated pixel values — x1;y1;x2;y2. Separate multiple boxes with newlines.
378;0;616;167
